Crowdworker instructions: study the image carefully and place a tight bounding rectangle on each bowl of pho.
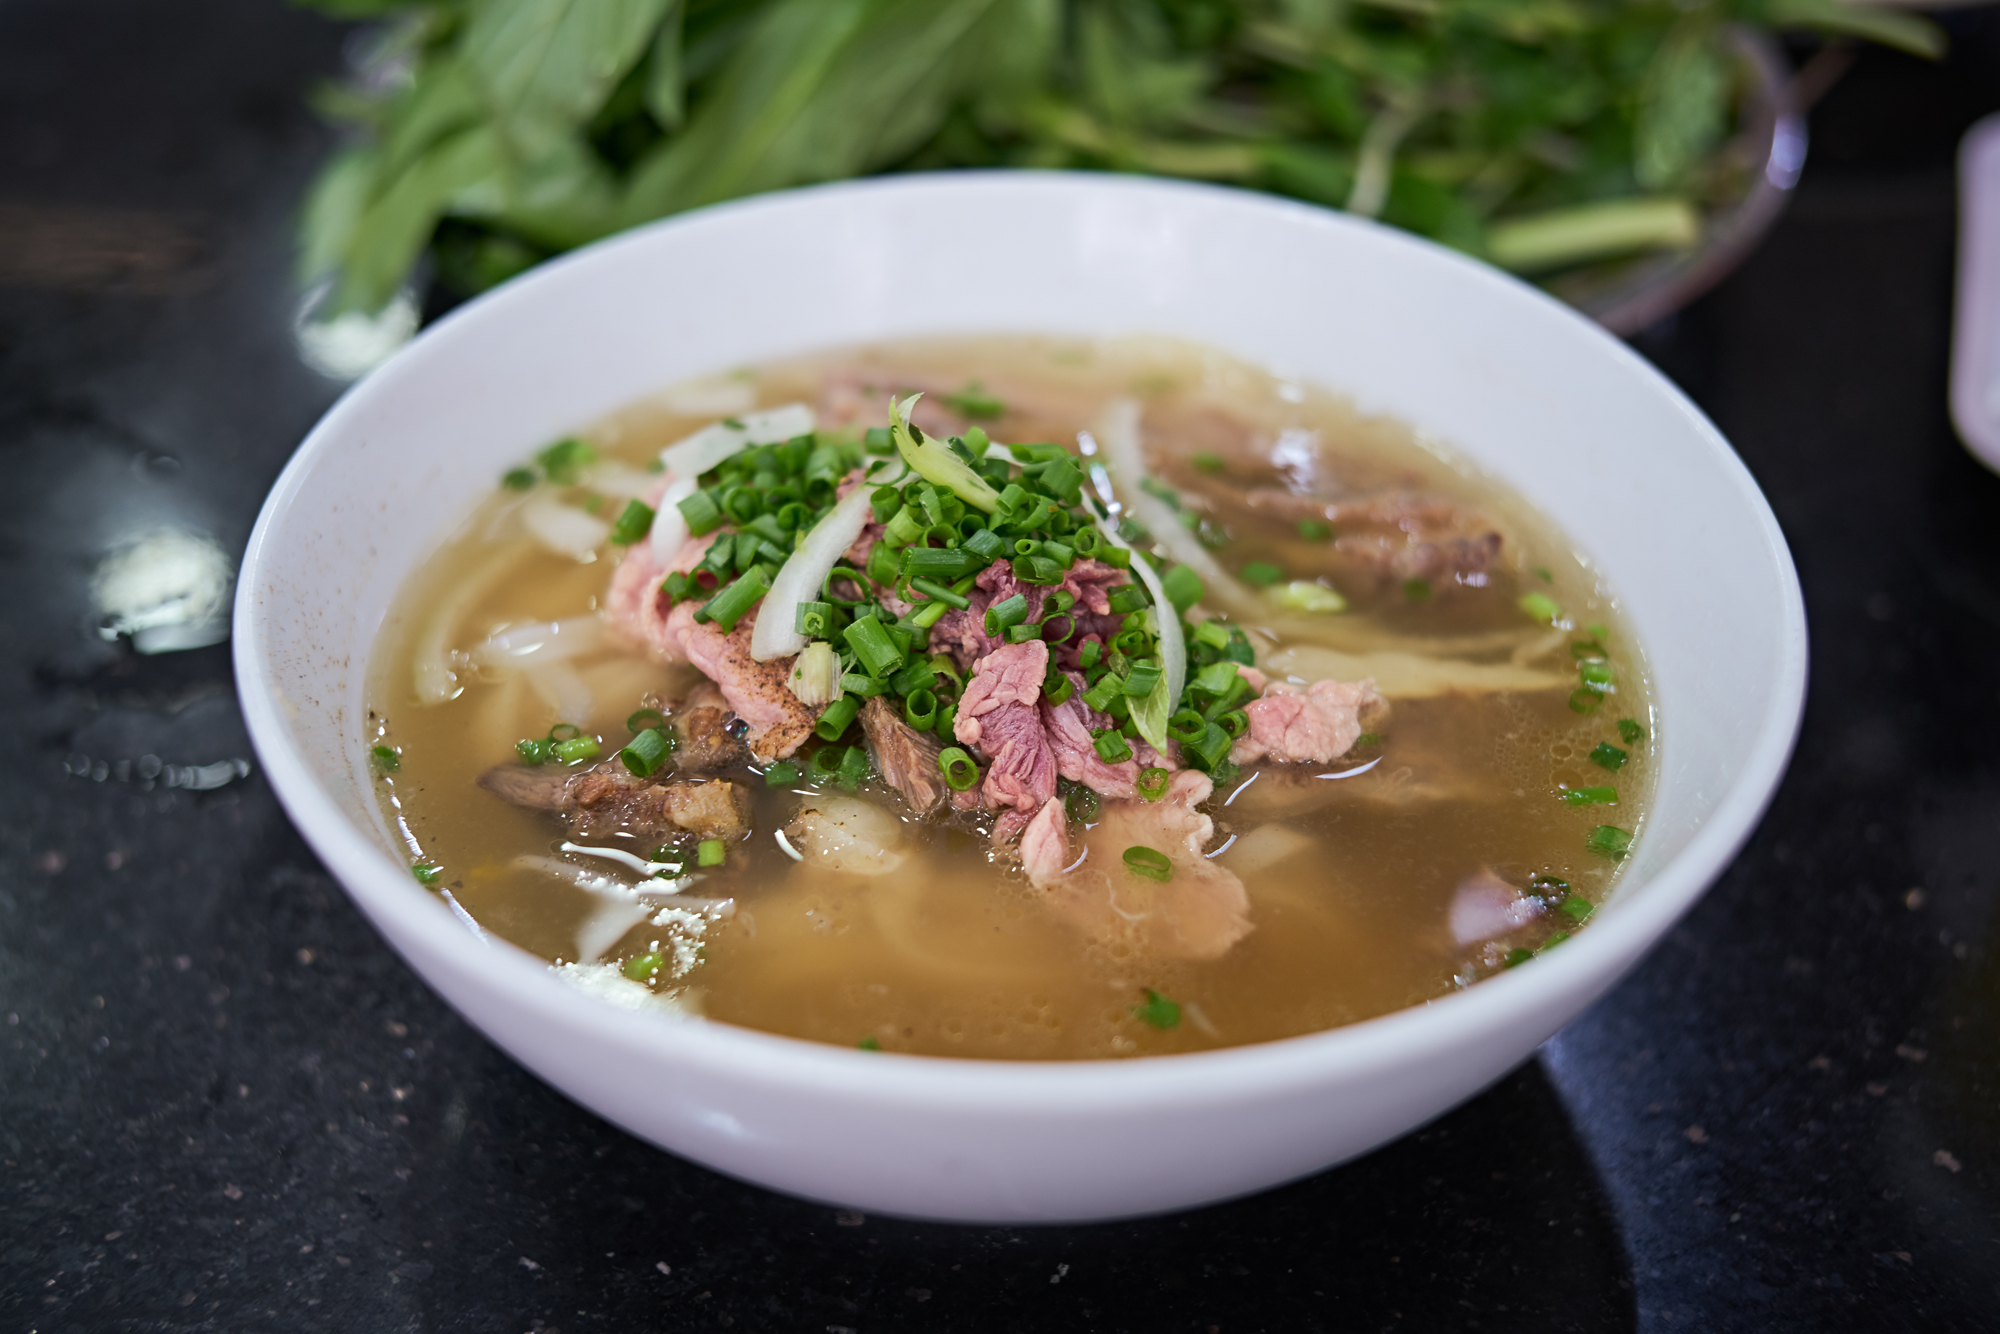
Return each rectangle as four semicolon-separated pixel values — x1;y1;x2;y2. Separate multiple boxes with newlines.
236;172;1806;1223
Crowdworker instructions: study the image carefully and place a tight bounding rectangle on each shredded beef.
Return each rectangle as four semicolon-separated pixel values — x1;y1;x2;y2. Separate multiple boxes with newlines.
479;759;751;843
1039;670;1140;799
954;640;1057;843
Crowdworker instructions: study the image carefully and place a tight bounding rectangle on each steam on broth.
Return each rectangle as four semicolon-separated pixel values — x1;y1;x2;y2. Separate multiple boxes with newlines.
367;337;1654;1059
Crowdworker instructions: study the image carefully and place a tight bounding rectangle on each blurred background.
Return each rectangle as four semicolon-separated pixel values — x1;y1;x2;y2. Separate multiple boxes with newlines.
3;1;1999;1329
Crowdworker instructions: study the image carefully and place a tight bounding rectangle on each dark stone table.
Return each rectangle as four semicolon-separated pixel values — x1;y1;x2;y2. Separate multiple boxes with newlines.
4;3;1996;1329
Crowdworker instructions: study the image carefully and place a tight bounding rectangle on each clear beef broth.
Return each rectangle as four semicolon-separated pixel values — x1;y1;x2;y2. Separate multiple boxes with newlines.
367;336;1654;1059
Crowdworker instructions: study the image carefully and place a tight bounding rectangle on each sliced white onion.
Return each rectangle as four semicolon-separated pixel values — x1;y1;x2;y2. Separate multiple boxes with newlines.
522;494;611;562
470;616;606;671
787;640;843;705
658;402;815;480
1093;524;1184;755
1090;398;1266;623
648;474;700;565
413;544;533;704
751;482;876;662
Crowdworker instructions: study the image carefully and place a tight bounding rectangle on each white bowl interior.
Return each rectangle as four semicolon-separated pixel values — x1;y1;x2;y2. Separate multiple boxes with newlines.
237;173;1805;1222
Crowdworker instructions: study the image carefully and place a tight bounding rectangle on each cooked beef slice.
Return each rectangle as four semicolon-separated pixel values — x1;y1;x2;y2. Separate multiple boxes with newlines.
1017;769;1251;960
1241;489;1503;589
859;696;947;816
1231;677;1387;766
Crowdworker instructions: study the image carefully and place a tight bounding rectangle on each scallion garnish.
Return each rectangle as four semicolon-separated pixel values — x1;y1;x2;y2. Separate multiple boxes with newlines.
610;498;655;545
555;734;601;764
1617;718;1646;745
370;744;400;773
815;695;862;742
1122;846;1172;882
1558;785;1617;805
412;863;443;887
1585;825;1632;859
1568;688;1603;715
1589;742;1628;772
1560;896;1596;923
502;467;536;491
1519;592;1563;625
619;726;674;778
1296;518;1332;541
627;708;666;732
623;952;663;982
938;747;981;792
1136;767;1170;801
535;437;596;485
1402;577;1432;603
1092;729;1134;764
697;839;726;867
1132;987;1181;1028
696;565;772;634
764;761;802;787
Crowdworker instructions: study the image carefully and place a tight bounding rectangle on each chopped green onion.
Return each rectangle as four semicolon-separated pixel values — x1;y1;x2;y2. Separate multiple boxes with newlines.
1531;873;1570;894
677;489;723;537
535;437;596;484
1042;538;1076;568
1123;662;1163;696
1078;638;1102;669
963;527;1007;562
1122;846;1172;882
619;726;673;777
1011;555;1063;585
1136;767;1170;801
1107;585;1149;615
412;862;443;887
623;952;663;982
555;735;601;764
1559;785;1617;805
1218;709;1249;739
911;599;951;629
843;615;905;678
1272;580;1346;613
1092;728;1133;763
1083;674;1123;714
1589;742;1629;772
1044;673;1075;706
1560;895;1596;923
1004;623;1043;644
984;594;1030;637
370;744;400;773
1568;689;1603;715
910;577;969;609
515;738;554;765
795;601;835;638
863;427;894;455
1586;825;1632;859
1403;578;1433;603
1296;518;1332;541
1355;732;1381;747
1132;987;1181;1028
903;688;939;731
502;467;536;491
841;672;886;697
1502;947;1533;969
816;695;863;741
764;761;802;786
627;708;667;732
1162;564;1203;612
1618;718;1646;745
1571;640;1608;661
1519;592;1564;625
1578;661;1615;690
1192;620;1230;650
610;499;655;545
938;747;981;792
697;839;726;867
1167;709;1207;744
857;1034;883;1050
548;723;581;742
1191;451;1225;475
1537;931;1571;953
696;565;771;635
1187;723;1232;770
837;744;871;791
1240;561;1283;588
808;745;846;784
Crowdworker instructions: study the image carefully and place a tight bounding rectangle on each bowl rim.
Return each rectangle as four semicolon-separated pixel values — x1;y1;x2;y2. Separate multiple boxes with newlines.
235;169;1808;1109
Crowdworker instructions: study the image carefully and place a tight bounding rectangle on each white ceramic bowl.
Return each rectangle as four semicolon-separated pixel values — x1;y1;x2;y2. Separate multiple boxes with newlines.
235;173;1806;1224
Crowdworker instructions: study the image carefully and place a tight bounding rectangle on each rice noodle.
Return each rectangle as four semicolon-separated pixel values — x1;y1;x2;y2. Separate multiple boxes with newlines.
658;402;815;480
752;482;875;661
522;494;611;561
524;661;593;724
575;897;653;965
471;616;607;671
1260;643;1568;699
512;854;704;901
413;542;534;704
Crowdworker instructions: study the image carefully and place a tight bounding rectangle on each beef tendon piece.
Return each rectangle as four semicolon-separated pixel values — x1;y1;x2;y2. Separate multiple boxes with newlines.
480;758;752;844
858;696;947;817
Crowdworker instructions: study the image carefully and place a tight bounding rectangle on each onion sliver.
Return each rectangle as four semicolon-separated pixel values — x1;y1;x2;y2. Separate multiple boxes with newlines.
648;474;700;565
658;402;815;480
470;616;606;671
752;483;875;662
1093;528;1182;758
523;494;611;561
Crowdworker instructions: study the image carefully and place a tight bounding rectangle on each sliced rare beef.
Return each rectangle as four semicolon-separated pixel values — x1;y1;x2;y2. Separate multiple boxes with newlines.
1231;678;1387;767
479;759;753;842
858;695;948;816
953;639;1057;843
1017;769;1252;960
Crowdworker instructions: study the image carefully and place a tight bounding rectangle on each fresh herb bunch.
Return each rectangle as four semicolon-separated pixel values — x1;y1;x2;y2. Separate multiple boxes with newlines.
297;0;1938;315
